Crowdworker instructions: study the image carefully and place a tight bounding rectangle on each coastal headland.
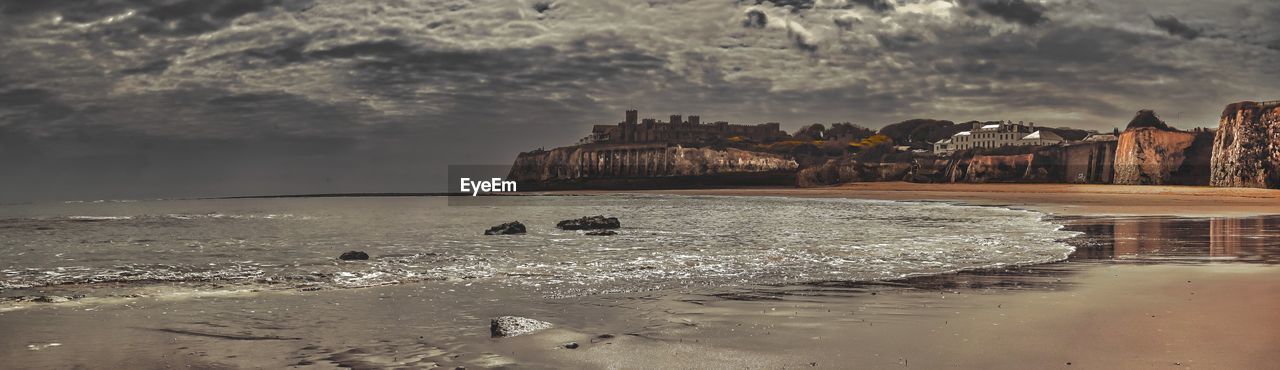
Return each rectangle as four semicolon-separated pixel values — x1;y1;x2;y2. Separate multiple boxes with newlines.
508;101;1280;193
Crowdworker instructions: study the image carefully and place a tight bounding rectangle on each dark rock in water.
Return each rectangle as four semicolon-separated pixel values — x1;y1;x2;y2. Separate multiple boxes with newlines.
34;295;71;303
485;221;527;235
490;316;553;338
563;342;580;349
556;215;620;230
584;230;617;236
338;251;369;260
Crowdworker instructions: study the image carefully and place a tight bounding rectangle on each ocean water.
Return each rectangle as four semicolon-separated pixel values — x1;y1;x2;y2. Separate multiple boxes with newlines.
0;195;1079;299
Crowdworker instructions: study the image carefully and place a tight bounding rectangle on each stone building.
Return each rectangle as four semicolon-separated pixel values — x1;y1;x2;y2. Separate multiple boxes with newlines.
582;110;786;145
933;121;1067;155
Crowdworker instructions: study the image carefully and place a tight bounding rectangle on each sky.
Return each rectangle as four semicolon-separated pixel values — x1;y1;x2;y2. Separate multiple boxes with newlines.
2;0;1279;202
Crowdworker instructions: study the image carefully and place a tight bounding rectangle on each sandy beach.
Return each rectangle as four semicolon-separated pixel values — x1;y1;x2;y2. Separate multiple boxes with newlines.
3;185;1279;369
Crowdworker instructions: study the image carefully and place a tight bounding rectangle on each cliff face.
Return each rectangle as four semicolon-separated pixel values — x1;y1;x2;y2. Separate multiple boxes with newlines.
796;160;912;187
939;142;1115;184
1113;128;1214;185
508;144;799;189
797;142;1115;186
951;153;1038;183
1210;101;1280;188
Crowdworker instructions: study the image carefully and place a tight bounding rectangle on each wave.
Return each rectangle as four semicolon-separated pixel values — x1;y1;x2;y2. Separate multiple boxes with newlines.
0;195;1081;301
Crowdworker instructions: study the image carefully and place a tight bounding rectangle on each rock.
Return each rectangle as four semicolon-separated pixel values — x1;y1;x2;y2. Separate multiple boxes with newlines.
34;295;70;303
490;316;553;338
484;221;527;235
1211;101;1280;188
563;342;580;349
584;230;617;236
1114;126;1214;185
556;216;620;230
338;251;369;261
1126;109;1174;131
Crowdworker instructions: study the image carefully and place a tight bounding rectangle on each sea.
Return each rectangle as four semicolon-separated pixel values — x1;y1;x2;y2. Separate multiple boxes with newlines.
0;194;1079;304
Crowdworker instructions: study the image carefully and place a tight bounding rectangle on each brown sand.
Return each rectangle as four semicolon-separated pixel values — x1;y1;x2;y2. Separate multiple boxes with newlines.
562;182;1280;216
498;264;1280;369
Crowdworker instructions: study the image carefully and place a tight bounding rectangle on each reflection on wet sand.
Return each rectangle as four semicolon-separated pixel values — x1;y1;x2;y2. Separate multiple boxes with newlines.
1064;215;1280;263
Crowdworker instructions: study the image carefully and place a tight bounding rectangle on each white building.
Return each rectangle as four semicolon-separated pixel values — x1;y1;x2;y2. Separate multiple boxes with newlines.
933;122;1067;155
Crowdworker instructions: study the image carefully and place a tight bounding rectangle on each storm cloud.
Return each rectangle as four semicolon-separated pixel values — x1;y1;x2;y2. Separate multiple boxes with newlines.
1150;15;1201;40
1;0;1279;201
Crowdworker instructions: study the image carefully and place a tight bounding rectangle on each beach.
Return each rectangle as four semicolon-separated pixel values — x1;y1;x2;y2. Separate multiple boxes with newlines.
599;182;1280;217
2;185;1278;369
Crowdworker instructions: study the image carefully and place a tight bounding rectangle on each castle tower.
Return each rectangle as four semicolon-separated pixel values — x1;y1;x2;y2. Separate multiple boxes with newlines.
670;114;682;126
625;109;638;125
689;115;700;126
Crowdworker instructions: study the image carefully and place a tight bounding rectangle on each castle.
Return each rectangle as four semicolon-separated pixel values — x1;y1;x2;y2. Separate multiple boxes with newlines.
580;110;787;145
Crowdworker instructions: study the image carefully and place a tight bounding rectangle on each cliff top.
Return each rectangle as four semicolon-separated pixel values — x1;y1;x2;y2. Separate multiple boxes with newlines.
1222;100;1280;118
1126;110;1173;131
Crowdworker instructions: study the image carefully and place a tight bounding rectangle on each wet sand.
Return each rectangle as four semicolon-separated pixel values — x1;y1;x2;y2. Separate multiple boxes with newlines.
584;182;1280;216
3;189;1280;369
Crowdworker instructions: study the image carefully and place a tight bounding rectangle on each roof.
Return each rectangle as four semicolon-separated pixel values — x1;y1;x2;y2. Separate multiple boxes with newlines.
935;138;953;144
1082;134;1118;142
1022;130;1064;141
954;131;972;136
592;125;616;133
981;124;1002;129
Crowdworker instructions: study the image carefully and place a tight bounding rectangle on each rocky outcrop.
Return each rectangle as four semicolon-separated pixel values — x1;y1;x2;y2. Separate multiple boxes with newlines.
338;251;369;261
958;153;1040;182
1211;101;1280;188
556;216;620;230
1113;128;1213;185
942;143;1115;184
508;144;798;190
1126;109;1173;131
484;221;526;235
796;159;912;186
490;316;553;338
798;142;1115;186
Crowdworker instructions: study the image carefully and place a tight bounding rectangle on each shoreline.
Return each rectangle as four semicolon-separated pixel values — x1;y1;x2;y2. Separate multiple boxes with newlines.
543;182;1280;217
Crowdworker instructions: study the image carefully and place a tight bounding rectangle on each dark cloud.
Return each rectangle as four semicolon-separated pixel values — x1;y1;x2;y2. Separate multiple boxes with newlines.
0;87;76;129
961;0;1049;26
1150;15;1201;40
1;0;301;35
119;59;171;75
0;0;1276;201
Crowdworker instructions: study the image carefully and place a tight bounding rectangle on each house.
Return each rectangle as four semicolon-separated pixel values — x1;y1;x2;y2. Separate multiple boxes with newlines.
933;121;1068;155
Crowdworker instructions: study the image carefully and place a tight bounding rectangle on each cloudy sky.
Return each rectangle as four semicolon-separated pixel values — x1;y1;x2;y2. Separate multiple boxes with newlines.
2;0;1278;201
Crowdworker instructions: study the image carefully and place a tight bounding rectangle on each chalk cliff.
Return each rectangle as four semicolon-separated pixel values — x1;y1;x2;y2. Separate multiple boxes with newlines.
508;144;799;190
797;142;1115;186
1112;111;1214;186
1210;101;1280;189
